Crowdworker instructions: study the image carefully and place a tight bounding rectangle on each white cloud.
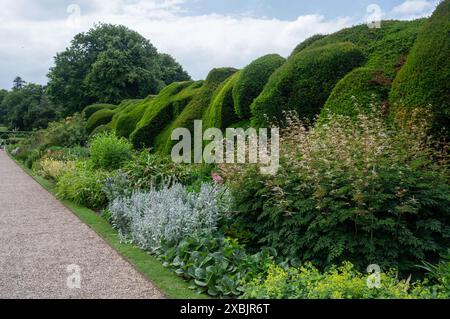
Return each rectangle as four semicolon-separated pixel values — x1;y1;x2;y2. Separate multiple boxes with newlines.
0;0;354;89
390;0;438;20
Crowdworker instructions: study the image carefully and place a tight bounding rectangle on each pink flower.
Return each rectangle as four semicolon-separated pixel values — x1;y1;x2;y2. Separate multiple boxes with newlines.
211;172;224;184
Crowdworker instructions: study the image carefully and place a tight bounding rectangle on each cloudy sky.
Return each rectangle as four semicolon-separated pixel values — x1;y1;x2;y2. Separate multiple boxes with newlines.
0;0;440;89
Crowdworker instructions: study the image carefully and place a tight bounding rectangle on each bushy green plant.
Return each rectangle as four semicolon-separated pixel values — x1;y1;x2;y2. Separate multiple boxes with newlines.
44;113;87;147
242;262;437;299
86;109;116;134
390;0;450;135
225;105;449;272
88;132;133;170
56;161;114;209
232;54;285;119
82;103;116;120
158;235;274;297
251;42;365;127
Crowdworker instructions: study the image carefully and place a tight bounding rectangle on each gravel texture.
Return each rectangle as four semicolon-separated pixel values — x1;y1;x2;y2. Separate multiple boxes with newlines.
0;150;164;299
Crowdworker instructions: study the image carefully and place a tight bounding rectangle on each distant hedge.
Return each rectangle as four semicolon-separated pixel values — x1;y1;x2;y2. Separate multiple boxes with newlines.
82;104;116;120
232;54;285;119
390;0;450;135
155;68;238;154
251;42;365;126
204;71;241;130
320;67;390;120
130;81;201;148
86;109;116;134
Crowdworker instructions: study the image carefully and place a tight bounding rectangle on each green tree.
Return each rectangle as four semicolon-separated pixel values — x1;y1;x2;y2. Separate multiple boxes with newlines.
0;89;7;124
47;23;190;115
12;76;26;90
1;84;59;131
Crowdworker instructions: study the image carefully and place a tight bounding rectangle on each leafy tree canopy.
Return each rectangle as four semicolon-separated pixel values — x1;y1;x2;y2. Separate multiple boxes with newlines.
47;23;190;115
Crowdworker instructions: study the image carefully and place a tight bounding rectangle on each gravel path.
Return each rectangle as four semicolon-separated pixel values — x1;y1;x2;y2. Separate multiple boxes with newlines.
0;150;164;299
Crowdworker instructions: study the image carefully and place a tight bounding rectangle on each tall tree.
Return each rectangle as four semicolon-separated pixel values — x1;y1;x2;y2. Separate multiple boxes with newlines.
1;84;59;131
0;89;7;124
47;23;190;115
12;77;26;90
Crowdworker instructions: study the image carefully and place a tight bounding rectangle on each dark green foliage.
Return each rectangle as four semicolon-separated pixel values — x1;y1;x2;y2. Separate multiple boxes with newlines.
321;68;390;119
159;53;191;84
130;81;201;148
0;84;59;131
156;68;238;154
82;103;116;120
86;109;116;134
108;99;144;130
47;23;190;114
291;34;326;56
113;97;156;138
390;0;450;135
251;43;365;126
204;72;241;129
232;54;285;119
0;89;8;124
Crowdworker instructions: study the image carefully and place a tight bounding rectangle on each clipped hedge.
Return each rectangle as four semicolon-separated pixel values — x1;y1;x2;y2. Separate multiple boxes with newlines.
82;103;117;120
320;67;390;120
390;0;450;134
89;124;112;137
291;34;326;56
204;72;241;130
251;42;365;126
86;109;116;134
109;99;145;130
232;54;285;119
130;81;200;148
155;68;238;154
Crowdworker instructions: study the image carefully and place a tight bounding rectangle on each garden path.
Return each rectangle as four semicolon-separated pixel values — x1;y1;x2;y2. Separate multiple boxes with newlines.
0;150;164;299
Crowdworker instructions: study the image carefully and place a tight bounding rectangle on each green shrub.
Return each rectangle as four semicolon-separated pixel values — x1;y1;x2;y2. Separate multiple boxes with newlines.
86;109;116;134
390;0;450;135
225;106;449;272
242;262;437;299
158;235;274;297
232;54;285;119
204;72;241;130
114;101;149;138
44;113;87;148
291;34;326;56
251;42;365;126
56;161;114;209
89;132;133;170
82;103;116;120
89;124;112;138
130;81;201;148
320;67;390;120
155;68;238;154
109;99;145;129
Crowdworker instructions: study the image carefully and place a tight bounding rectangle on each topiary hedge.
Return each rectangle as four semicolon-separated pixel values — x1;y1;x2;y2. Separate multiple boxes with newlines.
232;54;286;119
109;99;145;130
320;67;391;120
204;72;241;130
155;68;238;154
130;81;202;149
89;124;112;138
82;103;116;120
390;0;450;135
291;34;326;56
86;109;116;134
251;42;365;127
114;101;149;138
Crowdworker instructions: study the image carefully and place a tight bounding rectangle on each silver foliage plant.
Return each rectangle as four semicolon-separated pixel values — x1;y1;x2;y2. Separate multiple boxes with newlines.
108;182;233;251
